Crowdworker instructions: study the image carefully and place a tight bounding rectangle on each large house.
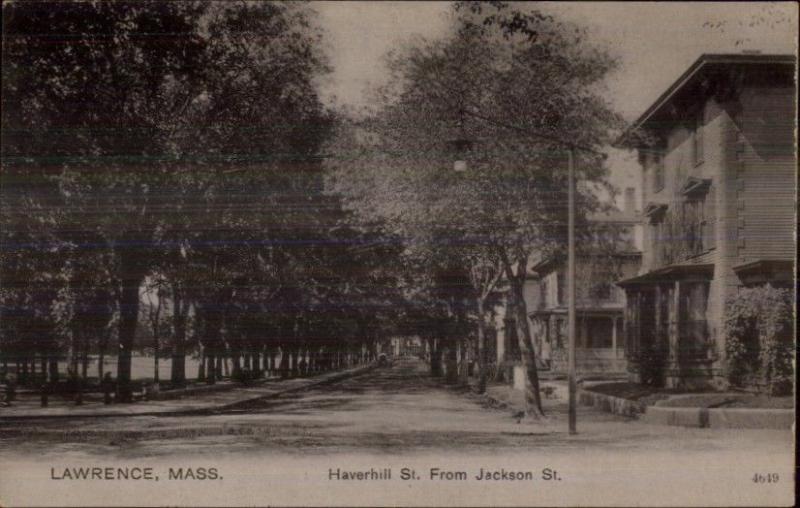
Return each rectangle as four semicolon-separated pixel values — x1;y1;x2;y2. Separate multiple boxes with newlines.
527;201;642;375
618;53;796;389
491;189;642;380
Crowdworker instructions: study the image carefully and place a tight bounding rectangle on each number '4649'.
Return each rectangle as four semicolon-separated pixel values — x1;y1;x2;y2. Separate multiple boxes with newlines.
752;473;779;483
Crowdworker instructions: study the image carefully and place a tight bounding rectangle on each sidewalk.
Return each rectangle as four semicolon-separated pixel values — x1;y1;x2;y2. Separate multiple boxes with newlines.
0;364;374;421
468;377;568;414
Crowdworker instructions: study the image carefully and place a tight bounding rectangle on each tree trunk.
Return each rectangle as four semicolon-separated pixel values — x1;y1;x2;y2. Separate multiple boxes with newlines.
510;281;545;418
205;350;215;384
290;347;300;377
458;338;469;385
170;291;187;386
476;297;488;393
153;338;159;385
197;347;206;381
81;338;89;381
98;329;108;381
48;357;59;384
279;346;289;378
428;337;442;377
117;275;144;403
232;354;241;379
217;353;225;379
198;303;224;384
445;339;458;384
497;249;544;418
266;348;275;376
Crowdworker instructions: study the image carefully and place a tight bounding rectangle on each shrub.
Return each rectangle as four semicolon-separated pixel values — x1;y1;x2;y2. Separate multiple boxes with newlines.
631;345;668;388
724;286;794;396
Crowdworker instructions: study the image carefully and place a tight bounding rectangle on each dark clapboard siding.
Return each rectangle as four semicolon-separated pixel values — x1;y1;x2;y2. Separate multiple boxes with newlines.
739;86;796;263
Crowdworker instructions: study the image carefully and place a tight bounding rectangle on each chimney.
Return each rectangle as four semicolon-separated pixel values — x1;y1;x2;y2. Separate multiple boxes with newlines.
623;187;636;214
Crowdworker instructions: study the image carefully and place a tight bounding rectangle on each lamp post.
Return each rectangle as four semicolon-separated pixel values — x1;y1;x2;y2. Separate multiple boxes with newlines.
566;147;577;435
450;122;581;435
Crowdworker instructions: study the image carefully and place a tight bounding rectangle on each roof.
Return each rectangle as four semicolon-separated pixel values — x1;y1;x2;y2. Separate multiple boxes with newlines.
617;263;714;287
531;250;641;275
732;259;794;280
619;53;796;146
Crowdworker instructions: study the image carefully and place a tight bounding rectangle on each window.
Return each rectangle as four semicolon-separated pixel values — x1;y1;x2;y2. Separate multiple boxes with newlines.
653;153;665;192
683;185;715;256
702;185;716;250
587;318;614;348
651;218;667;266
553;318;565;349
589;281;613;301
692;112;704;166
539;279;548;309
556;270;565;306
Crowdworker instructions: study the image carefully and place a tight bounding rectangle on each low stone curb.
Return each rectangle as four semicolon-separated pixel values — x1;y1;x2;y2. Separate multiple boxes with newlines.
217;365;375;413
144;377;279;401
0;364;375;423
578;389;645;418
642;405;794;429
579;388;794;429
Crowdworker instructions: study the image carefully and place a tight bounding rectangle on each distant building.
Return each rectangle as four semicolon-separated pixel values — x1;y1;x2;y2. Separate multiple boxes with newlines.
618;53;796;389
492;190;642;379
526;199;642;375
389;336;423;357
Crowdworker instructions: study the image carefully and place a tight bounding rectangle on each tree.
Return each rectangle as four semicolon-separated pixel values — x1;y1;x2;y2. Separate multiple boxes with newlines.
327;1;624;418
3;1;333;400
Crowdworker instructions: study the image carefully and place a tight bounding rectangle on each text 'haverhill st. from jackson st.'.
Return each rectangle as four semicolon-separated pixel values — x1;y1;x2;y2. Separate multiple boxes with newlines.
328;467;562;481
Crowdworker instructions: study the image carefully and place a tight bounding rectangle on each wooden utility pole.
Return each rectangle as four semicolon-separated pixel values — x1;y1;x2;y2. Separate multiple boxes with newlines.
567;147;577;435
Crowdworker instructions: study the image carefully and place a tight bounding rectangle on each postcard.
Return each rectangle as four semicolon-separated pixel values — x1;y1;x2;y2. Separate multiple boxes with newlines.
1;1;796;506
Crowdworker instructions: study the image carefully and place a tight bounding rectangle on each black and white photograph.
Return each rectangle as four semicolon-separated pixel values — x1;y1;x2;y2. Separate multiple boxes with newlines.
0;1;796;506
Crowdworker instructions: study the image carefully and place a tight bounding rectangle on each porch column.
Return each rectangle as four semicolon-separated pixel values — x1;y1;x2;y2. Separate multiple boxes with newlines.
671;281;681;365
611;316;618;357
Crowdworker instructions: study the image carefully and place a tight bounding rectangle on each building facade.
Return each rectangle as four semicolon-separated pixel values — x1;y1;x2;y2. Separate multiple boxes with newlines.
619;54;796;389
491;193;642;379
527;204;642;375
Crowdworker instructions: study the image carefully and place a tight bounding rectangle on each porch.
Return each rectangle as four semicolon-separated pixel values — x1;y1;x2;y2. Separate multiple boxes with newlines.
530;309;626;374
618;264;716;389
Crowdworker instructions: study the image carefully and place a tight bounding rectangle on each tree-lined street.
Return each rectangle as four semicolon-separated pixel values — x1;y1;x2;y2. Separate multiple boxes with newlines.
0;2;795;505
0;357;790;458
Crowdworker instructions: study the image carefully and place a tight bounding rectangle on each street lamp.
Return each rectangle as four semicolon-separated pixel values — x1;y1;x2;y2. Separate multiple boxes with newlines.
448;115;579;435
450;138;473;173
566;147;577;435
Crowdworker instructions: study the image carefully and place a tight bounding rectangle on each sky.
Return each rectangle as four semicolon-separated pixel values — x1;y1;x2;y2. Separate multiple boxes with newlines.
312;1;798;205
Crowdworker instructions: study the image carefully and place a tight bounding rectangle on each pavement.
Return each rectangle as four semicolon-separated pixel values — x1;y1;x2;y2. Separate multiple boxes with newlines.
0;364;374;421
0;357;794;507
0;357;792;448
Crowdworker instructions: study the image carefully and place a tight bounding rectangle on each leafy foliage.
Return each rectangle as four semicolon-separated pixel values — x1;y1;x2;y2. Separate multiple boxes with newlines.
724;286;794;396
326;1;625;412
1;1;350;395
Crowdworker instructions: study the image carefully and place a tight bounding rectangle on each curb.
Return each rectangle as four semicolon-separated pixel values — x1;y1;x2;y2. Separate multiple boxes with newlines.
642;405;794;429
578;389;645;417
0;365;375;423
579;388;794;429
216;365;375;413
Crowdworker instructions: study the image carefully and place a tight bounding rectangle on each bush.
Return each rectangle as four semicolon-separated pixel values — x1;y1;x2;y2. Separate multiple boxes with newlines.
631;346;668;388
724;286;794;396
